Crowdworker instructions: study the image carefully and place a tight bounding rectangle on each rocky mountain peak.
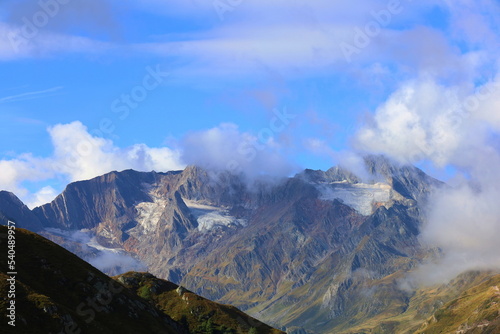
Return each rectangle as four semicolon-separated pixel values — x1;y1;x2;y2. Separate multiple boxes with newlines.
0;190;43;231
298;166;361;184
363;154;443;202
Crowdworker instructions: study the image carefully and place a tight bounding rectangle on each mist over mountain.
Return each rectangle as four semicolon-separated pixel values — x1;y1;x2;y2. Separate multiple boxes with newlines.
355;77;500;285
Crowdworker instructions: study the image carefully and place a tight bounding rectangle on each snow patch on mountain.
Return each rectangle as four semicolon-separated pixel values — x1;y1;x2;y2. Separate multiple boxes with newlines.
317;182;393;215
183;198;247;232
135;194;168;233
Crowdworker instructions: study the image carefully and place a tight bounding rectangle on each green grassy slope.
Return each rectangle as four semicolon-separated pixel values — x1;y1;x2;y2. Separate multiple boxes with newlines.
415;274;500;334
0;226;184;334
115;271;285;334
337;271;500;334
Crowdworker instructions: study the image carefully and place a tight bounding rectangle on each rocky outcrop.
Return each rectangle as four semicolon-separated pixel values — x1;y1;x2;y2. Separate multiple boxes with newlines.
33;170;160;229
364;155;443;203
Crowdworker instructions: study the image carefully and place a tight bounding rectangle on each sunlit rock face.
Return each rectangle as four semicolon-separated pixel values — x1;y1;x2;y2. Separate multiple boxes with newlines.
3;155;444;334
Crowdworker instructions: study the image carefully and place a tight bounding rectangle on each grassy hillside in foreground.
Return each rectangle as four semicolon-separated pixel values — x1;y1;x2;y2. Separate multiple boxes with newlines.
0;226;284;334
415;274;500;334
0;226;184;334
337;271;500;334
115;271;284;334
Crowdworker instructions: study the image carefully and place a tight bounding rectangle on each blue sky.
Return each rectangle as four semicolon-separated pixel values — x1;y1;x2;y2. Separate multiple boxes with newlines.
0;0;499;207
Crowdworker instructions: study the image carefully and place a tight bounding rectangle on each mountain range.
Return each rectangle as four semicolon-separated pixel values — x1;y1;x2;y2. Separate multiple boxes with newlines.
1;155;498;333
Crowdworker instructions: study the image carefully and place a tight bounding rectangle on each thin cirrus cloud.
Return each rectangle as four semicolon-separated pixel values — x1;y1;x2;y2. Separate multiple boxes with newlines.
128;0;495;77
0;86;63;103
130;1;495;82
1;0;478;80
0;22;111;61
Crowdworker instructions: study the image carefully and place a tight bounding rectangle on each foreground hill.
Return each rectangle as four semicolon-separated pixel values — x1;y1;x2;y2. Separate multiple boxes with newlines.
415;273;500;334
116;271;283;334
340;270;500;334
0;226;283;334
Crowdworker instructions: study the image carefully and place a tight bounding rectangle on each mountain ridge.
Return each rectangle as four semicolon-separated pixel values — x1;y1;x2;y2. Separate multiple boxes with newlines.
2;157;498;333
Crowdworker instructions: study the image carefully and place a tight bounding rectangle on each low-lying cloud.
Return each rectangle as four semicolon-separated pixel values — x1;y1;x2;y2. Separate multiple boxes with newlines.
44;228;146;275
88;251;147;276
355;74;500;284
181;122;298;182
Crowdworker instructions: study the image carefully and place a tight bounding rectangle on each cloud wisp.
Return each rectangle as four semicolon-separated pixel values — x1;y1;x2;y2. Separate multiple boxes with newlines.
44;228;147;275
354;73;500;284
0;118;299;208
0;86;63;103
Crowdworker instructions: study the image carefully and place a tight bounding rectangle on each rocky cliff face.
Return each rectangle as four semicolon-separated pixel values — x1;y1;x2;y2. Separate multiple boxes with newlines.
1;156;455;333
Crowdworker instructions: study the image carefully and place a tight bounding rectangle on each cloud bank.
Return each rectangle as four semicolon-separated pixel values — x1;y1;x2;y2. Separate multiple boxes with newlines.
355;74;500;284
44;228;146;275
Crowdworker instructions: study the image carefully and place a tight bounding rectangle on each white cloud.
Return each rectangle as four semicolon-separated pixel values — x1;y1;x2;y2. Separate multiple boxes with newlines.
0;121;184;208
355;73;500;284
355;75;500;164
0;120;297;208
415;177;500;284
181;123;297;181
89;251;147;275
48;121;184;182
355;79;465;166
0;154;53;199
26;186;59;209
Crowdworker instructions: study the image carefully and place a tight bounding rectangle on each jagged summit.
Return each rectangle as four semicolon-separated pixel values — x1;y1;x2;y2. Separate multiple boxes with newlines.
0;190;43;231
298;166;361;184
